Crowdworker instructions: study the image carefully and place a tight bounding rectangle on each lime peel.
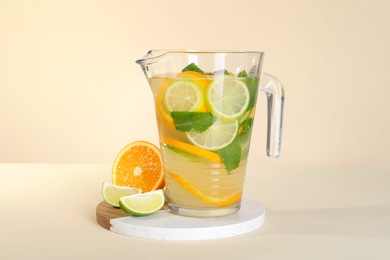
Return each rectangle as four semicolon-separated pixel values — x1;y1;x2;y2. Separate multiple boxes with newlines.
119;189;165;216
102;182;142;207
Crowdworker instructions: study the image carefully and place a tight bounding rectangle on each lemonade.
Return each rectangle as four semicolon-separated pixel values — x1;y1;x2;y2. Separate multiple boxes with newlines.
150;65;260;216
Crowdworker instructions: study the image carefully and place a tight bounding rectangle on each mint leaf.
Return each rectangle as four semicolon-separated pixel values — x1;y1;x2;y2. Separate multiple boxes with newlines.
237;70;248;77
171;111;215;133
238;118;253;137
214;69;229;75
182;63;204;74
244;77;259;111
217;139;241;173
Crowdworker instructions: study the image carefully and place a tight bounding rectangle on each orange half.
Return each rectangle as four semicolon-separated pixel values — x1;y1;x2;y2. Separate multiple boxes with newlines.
112;141;164;192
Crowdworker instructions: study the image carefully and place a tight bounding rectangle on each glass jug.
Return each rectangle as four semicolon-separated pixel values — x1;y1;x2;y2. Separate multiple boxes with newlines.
136;50;284;217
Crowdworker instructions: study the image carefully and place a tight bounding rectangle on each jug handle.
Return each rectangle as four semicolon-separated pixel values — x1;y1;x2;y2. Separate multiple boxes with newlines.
259;73;284;158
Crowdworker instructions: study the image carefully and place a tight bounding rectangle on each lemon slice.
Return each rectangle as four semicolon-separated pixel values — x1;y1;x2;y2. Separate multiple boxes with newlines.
186;120;239;151
206;77;250;121
102;182;142;207
164;80;204;112
119;189;165;216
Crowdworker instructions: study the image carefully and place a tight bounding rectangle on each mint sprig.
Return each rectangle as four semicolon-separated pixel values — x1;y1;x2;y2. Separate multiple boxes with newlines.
182;63;204;74
237;70;248;77
244;77;259;111
171;111;215;133
238;118;253;137
217;138;241;173
236;70;259;111
214;69;229;75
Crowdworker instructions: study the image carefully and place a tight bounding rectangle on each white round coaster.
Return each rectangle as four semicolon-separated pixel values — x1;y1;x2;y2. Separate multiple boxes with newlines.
109;199;265;240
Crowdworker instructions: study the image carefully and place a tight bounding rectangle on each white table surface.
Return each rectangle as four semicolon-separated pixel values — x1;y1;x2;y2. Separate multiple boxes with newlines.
1;163;389;259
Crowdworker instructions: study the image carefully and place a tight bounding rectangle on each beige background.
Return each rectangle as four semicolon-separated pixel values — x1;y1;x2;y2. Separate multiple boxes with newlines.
1;0;389;166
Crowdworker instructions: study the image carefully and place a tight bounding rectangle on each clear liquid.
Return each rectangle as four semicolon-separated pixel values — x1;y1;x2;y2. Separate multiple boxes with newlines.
150;74;259;217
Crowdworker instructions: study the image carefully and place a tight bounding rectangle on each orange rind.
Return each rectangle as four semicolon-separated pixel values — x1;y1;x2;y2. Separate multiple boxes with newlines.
168;170;242;206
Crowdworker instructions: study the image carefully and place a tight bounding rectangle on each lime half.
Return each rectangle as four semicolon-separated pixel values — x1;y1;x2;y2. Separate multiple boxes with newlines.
119;189;165;216
206;77;250;121
164;80;204;112
102;182;142;207
186;119;239;151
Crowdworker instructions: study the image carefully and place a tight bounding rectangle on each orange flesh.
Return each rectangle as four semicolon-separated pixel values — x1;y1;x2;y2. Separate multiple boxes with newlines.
112;142;164;192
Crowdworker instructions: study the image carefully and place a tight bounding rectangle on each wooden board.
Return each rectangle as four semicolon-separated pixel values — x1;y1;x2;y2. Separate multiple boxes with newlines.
96;201;129;230
96;199;265;240
96;201;170;230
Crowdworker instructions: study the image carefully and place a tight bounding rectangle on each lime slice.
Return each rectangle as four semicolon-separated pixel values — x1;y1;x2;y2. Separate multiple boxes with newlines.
164;80;204;112
102;182;142;207
186;120;239;151
206;77;250;121
119;189;165;216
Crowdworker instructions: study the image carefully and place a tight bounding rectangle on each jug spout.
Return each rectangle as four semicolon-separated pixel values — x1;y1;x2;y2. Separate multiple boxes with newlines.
136;50;176;80
136;50;160;79
136;50;167;67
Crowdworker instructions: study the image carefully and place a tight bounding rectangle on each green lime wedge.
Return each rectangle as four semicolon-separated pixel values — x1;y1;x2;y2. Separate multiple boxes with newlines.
102;182;142;207
119;189;165;216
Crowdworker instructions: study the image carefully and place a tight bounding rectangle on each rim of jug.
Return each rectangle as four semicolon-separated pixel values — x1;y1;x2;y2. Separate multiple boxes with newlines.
136;49;264;65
